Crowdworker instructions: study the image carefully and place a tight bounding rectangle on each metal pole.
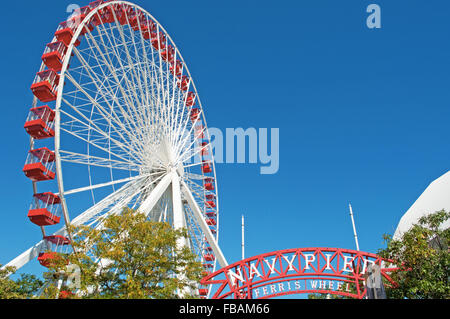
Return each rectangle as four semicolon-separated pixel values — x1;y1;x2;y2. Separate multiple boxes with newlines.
241;215;245;260
349;203;360;251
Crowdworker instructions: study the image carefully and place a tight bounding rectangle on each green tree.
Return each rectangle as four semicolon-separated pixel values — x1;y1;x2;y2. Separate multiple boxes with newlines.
378;210;450;299
0;266;43;299
42;208;203;299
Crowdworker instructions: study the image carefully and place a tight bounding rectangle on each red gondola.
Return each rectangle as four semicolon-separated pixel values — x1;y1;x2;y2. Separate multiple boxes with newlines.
170;60;183;77
201;142;209;156
190;108;200;123
55;20;81;46
202;162;212;174
206;201;216;209
59;291;74;299
46;235;71;246
90;1;115;25
42;41;68;72
186;92;196;107
37;252;61;268
177;75;190;91
24;105;55;139
113;3;133;25
206;218;216;226
141;20;157;39
30;69;60;103
72;6;93;35
90;1;112;23
204;178;214;190
161;45;175;64
206;212;216;218
23;148;56;182
55;6;92;45
130;11;151;31
195;124;205;139
129;10;141;30
27;192;61;227
38;235;71;268
204;254;215;261
150;31;166;50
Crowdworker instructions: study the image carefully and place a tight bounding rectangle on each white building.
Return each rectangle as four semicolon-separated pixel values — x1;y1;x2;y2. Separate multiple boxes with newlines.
393;171;450;240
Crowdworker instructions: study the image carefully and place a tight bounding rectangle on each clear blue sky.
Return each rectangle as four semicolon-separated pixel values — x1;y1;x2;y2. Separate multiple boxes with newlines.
1;0;449;276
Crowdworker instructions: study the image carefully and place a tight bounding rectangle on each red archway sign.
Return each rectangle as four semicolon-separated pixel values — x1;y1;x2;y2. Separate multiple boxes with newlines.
201;248;399;299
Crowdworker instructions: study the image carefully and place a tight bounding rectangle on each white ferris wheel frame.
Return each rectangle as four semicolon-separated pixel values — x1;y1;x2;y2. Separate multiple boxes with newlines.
5;1;228;281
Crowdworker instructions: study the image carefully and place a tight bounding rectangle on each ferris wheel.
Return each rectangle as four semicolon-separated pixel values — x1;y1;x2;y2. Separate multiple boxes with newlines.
6;0;228;297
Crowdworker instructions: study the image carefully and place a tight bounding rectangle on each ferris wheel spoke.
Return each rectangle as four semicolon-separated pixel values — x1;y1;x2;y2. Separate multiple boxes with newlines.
166;50;181;147
183;203;205;252
69;174;156;228
112;17;148;114
62;71;145;146
83;29;148;141
176;133;208;167
169;52;192;146
172;106;196;159
60;124;143;167
152;28;173;146
63;173;151;196
171;105;193;160
69;47;149;152
130;25;159;125
62;73;147;162
71;45;136;121
173;122;206;162
147;60;174;148
92;23;150;131
60;106;144;165
182;160;209;169
169;78;192;153
134;20;164;134
181;180;227;268
59;150;141;171
126;32;164;147
185;172;208;181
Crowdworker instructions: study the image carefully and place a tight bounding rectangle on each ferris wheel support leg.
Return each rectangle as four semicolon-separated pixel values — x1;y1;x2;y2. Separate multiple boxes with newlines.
171;171;192;297
171;171;188;248
2;240;46;271
137;173;172;217
180;180;229;268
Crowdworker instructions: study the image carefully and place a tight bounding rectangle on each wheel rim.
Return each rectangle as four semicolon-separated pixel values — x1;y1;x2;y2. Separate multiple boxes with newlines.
56;1;220;268
10;1;226;297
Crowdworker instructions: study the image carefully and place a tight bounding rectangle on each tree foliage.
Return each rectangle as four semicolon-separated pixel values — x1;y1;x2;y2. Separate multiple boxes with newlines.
41;208;203;299
378;209;450;299
0;266;43;299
